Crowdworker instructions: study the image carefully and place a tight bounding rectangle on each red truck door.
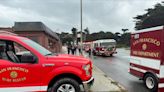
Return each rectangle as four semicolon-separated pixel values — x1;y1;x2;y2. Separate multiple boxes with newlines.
0;40;44;91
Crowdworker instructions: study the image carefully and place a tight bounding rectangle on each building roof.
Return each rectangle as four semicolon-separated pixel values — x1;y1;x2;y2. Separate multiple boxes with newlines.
0;30;17;36
13;22;59;40
0;27;13;32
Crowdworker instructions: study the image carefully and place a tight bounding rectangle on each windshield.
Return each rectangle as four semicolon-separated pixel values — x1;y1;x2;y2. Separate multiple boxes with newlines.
22;39;52;56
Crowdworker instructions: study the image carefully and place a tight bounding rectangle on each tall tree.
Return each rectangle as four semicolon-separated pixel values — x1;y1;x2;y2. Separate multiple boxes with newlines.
134;2;164;30
71;27;77;44
84;27;90;34
121;29;129;34
85;31;115;41
59;32;73;45
120;33;131;46
71;27;77;37
114;32;121;41
84;27;90;41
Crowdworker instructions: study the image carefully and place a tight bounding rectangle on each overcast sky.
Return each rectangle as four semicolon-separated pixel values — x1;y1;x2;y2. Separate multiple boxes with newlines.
0;0;163;33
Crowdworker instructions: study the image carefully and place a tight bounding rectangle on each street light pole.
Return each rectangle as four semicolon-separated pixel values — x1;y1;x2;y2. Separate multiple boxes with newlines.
80;0;83;54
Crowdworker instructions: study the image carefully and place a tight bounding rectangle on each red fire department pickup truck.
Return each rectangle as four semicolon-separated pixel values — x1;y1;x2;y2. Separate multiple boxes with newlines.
130;26;164;92
0;32;94;92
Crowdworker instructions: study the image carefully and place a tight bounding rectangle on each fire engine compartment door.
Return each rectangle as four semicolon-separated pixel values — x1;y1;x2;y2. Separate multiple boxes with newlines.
130;56;142;76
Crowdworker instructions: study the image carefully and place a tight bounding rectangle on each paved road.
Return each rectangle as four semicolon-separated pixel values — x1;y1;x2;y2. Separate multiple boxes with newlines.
92;48;149;92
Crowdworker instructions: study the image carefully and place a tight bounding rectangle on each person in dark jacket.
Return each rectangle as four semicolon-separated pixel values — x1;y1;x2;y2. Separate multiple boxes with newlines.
67;44;71;54
78;45;82;55
71;45;76;55
88;47;91;57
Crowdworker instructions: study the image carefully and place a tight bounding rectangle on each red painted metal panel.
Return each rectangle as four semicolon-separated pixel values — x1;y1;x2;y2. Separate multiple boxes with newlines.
160;78;164;83
130;63;160;74
161;28;164;65
158;88;164;92
131;29;162;60
130;68;144;78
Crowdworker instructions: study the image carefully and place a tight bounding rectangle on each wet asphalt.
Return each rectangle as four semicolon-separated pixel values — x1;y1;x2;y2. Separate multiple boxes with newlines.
91;48;150;92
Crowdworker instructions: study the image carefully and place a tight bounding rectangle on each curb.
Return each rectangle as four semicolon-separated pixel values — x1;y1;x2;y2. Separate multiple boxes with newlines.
93;65;127;92
83;53;126;92
62;47;127;92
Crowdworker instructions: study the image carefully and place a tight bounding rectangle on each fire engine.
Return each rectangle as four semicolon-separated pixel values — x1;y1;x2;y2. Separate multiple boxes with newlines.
92;39;117;56
130;26;164;92
0;31;94;92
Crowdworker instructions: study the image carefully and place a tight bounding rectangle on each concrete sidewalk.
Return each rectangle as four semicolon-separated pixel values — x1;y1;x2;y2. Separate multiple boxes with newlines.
62;46;126;92
90;65;126;92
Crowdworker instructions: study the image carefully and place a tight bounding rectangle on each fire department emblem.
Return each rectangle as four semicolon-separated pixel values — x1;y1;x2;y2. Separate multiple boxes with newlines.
10;71;18;78
142;44;147;50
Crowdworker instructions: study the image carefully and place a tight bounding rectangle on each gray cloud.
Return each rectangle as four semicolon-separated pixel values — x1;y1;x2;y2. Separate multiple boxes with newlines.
0;0;163;33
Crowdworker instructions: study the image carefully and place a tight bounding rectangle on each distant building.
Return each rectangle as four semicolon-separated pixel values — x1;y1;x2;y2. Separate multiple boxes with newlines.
0;27;13;32
0;27;17;35
13;22;61;53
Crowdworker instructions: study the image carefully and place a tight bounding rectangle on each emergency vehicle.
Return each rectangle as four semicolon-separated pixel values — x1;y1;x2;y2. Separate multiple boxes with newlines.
0;31;94;92
130;26;164;92
92;39;117;56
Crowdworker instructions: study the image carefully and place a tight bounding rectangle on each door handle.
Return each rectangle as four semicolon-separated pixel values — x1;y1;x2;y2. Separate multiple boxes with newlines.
42;64;55;67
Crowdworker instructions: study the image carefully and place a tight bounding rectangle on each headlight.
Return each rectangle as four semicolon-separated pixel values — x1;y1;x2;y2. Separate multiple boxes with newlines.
83;64;91;76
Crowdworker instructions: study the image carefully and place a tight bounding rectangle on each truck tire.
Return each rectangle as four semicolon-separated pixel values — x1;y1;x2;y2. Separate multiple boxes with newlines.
50;78;80;92
144;74;158;92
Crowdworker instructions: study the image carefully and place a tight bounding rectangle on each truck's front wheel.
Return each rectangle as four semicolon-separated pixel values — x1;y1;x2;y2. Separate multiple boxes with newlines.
50;78;80;92
144;74;158;92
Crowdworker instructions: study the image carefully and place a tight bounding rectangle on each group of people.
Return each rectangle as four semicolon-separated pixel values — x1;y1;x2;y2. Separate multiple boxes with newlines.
67;44;82;55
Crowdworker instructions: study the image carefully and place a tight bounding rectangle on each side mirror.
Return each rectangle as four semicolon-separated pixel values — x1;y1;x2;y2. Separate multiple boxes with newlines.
21;53;37;63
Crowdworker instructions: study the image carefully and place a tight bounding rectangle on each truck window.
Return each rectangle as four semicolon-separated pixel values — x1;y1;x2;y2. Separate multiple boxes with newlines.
0;40;9;60
0;40;37;63
14;42;31;55
22;39;52;56
13;42;38;63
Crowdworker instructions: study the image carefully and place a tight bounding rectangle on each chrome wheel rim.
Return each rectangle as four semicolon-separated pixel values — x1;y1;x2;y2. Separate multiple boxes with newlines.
146;77;154;89
57;84;75;92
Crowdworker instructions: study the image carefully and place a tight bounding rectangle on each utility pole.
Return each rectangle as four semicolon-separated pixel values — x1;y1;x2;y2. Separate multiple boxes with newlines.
80;0;83;54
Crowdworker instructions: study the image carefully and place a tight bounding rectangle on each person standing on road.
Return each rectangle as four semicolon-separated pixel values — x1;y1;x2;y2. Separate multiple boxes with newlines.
74;45;77;55
88;47;91;57
78;44;82;55
67;44;71;54
71;45;76;55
